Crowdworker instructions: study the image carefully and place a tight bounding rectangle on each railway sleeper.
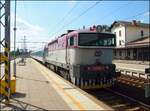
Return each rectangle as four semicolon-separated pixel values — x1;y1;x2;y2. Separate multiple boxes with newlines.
121;74;149;82
117;78;145;88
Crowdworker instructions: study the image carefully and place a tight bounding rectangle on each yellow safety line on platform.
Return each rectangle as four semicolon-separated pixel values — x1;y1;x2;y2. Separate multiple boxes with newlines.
32;59;85;110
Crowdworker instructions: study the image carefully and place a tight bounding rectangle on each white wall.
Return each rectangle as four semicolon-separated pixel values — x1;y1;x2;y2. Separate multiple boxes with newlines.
111;24;150;48
126;26;150;43
111;22;149;60
111;25;126;47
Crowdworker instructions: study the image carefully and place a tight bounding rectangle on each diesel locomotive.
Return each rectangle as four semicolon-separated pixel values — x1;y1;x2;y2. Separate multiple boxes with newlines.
31;25;120;89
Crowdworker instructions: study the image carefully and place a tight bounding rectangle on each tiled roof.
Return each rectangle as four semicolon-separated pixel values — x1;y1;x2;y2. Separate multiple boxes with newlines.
126;36;150;47
110;20;150;29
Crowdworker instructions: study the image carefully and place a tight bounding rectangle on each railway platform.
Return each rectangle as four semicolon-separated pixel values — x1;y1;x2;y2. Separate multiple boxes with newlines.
113;61;150;98
114;62;149;72
0;58;111;110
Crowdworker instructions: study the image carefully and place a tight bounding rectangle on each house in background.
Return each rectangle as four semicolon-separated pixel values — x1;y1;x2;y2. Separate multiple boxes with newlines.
110;20;150;61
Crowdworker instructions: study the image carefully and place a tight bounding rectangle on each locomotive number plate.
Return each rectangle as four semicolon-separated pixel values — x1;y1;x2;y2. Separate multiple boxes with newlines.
95;50;102;56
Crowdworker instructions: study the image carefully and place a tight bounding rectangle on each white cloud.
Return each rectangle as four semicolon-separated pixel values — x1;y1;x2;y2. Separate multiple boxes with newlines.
10;12;49;51
139;19;144;22
144;11;150;16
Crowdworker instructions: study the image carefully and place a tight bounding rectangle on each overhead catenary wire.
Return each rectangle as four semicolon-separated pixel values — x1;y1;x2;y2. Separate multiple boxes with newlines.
122;10;149;20
88;1;133;25
50;1;102;37
50;2;79;33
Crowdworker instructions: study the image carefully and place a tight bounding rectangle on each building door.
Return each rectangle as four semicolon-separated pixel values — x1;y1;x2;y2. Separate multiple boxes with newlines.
138;48;143;61
143;48;150;61
133;48;137;60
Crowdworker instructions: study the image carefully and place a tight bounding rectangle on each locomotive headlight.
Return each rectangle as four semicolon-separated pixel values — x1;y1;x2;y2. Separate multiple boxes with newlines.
106;66;109;70
87;67;91;70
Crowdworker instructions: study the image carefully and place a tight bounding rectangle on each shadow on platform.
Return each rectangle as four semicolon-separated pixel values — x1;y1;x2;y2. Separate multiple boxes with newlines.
15;76;50;84
11;92;26;98
0;99;47;110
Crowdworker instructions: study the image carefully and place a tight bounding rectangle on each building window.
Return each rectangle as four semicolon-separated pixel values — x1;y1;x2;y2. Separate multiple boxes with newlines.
119;51;122;56
127;50;130;56
141;30;144;37
119;30;121;37
119;40;122;45
114;50;116;56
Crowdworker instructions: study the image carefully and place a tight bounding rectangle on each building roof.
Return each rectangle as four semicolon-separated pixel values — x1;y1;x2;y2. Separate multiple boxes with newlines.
110;20;150;29
126;36;150;48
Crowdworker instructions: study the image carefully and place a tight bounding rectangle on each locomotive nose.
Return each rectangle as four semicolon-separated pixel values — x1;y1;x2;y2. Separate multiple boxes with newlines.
95;59;101;65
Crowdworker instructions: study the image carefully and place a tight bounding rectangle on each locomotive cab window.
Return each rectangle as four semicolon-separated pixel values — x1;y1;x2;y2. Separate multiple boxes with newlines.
78;33;116;47
68;36;74;46
70;37;74;46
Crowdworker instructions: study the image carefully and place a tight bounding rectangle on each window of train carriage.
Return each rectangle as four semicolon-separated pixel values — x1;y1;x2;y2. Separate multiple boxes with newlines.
68;36;74;46
70;37;74;46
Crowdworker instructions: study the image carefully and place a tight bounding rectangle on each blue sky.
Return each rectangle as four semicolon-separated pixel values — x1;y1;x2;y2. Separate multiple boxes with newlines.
10;1;149;51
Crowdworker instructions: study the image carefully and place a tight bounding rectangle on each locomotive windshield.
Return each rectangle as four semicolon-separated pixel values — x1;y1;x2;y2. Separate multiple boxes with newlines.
78;33;116;46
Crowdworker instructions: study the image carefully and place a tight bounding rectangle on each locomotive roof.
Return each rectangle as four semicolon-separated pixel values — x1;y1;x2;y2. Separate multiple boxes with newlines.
47;29;113;46
67;29;113;35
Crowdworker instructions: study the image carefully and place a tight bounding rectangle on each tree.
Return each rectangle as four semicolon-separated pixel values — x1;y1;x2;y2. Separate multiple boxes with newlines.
16;48;20;56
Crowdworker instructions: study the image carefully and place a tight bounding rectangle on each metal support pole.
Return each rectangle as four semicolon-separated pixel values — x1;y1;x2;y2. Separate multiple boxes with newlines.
145;68;150;98
4;0;11;103
0;1;2;96
13;0;17;77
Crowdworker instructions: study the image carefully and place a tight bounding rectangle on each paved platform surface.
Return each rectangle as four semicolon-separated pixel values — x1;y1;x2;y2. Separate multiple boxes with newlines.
0;58;111;110
114;62;149;72
113;59;149;65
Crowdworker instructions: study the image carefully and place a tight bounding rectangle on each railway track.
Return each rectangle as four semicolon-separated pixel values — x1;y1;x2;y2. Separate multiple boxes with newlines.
57;70;150;110
85;88;150;110
117;74;149;89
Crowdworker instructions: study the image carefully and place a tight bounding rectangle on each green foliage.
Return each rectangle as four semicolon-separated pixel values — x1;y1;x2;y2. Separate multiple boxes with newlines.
10;48;20;57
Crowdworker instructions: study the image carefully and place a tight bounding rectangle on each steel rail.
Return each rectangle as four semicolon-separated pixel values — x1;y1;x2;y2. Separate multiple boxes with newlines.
105;88;150;110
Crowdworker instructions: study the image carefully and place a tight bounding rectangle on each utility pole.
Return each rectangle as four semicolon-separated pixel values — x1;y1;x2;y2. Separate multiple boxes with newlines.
0;0;11;103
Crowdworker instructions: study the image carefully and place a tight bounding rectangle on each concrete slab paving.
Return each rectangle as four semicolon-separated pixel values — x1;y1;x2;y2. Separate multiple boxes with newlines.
1;58;70;110
114;62;149;72
0;58;112;110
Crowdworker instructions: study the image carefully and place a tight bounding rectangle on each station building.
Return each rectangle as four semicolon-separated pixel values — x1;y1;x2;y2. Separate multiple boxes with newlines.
110;20;150;61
